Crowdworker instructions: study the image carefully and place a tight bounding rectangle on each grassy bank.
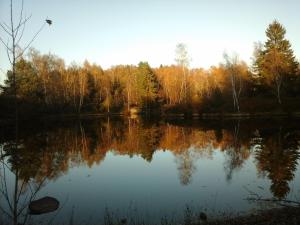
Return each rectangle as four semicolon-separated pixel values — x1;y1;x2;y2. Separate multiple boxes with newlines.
82;206;300;225
98;206;300;225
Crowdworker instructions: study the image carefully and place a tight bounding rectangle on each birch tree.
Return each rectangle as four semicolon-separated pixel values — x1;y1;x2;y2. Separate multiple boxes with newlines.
223;53;243;112
175;43;190;104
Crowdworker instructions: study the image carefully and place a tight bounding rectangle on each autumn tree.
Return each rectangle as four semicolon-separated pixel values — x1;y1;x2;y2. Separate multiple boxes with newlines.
155;65;183;105
109;65;139;112
28;50;66;108
254;20;298;104
189;68;210;105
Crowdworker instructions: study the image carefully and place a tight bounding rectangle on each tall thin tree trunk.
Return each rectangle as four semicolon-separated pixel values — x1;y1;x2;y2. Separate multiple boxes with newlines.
277;82;282;105
183;66;187;104
127;87;130;111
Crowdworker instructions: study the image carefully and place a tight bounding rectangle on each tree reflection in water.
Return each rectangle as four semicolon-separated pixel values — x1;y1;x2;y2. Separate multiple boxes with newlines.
254;127;300;199
221;120;254;182
0;118;300;224
0;142;48;225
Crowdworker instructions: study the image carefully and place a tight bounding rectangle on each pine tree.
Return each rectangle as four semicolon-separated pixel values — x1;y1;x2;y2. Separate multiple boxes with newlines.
3;58;42;100
136;62;160;113
254;20;298;104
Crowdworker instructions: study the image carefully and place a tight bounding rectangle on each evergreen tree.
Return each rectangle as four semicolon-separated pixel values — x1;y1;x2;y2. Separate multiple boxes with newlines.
2;58;42;101
136;62;160;113
254;20;298;104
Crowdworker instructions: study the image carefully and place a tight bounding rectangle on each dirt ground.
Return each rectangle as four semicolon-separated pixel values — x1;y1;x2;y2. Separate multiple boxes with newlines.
207;206;300;225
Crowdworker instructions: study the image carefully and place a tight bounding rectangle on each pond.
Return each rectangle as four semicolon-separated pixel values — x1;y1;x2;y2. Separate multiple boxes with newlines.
1;118;300;225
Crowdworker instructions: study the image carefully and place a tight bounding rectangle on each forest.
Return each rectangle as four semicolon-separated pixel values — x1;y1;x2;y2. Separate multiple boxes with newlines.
1;20;300;119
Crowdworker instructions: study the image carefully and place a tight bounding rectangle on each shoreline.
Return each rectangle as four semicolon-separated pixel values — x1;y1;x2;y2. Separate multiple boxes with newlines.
40;111;300;120
1;111;300;125
206;206;300;225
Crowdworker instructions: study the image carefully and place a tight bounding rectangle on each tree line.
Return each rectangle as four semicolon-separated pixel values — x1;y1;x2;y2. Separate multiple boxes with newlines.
1;20;300;118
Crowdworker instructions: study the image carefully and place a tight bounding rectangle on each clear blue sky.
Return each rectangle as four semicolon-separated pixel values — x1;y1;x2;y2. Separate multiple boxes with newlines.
0;0;300;83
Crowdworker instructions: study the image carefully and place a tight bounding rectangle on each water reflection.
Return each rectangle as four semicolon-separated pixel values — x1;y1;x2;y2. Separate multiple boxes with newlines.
254;127;300;199
0;141;49;225
0;118;300;224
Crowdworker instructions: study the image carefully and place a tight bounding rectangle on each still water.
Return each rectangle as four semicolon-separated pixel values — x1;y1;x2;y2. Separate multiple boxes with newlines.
1;118;300;224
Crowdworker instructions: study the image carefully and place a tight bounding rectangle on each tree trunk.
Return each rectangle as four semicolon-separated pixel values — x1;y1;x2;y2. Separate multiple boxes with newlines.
277;84;282;105
275;73;282;105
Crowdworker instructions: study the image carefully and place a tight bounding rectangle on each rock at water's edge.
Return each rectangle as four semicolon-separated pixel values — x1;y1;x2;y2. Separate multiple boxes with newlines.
29;196;59;215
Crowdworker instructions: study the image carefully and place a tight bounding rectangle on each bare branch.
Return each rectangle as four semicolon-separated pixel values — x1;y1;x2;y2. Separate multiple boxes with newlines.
0;36;11;50
6;44;13;65
0;206;12;219
14;14;32;38
27;182;34;196
10;0;14;38
1;162;13;213
18;177;48;218
15;18;26;46
14;0;24;39
2;21;11;31
16;179;26;204
0;22;11;36
16;22;46;59
45;196;69;225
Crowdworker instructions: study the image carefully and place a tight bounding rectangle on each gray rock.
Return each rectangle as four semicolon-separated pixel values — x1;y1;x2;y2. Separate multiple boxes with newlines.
29;196;59;215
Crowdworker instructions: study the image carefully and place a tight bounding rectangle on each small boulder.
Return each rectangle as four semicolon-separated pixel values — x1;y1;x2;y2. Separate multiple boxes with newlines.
29;196;59;215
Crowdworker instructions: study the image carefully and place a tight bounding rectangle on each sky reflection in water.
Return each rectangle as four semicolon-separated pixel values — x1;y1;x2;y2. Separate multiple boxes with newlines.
0;118;300;224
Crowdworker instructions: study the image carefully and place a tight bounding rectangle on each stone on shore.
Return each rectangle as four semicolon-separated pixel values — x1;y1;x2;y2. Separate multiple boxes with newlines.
29;196;59;215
